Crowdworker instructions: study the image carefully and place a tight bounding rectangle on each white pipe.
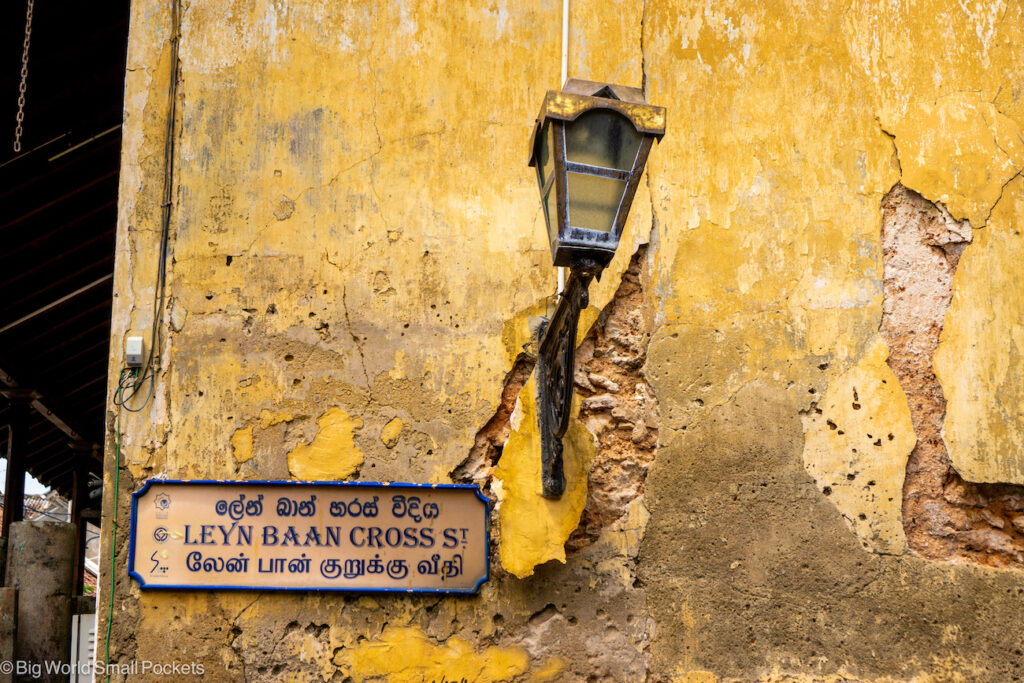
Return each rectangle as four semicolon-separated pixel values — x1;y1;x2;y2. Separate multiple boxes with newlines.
560;0;569;87
557;0;569;294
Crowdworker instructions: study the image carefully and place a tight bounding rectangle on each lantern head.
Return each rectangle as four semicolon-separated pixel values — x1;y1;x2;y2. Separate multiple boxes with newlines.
528;79;666;268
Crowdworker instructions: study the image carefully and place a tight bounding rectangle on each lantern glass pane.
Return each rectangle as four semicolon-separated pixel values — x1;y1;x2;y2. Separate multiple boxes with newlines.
543;124;555;184
567;172;626;232
544;185;559;244
536;122;555;190
564;110;642;171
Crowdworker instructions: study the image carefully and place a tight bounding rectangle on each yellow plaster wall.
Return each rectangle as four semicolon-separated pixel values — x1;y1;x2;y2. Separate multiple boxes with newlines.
802;338;915;554
638;0;1024;495
286;406;364;480
332;626;534;683
882;95;1024;227
494;381;596;579
935;176;1024;484
102;0;1024;679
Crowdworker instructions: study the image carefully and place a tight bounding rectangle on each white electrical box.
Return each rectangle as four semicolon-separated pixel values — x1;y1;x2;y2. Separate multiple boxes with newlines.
126;336;144;367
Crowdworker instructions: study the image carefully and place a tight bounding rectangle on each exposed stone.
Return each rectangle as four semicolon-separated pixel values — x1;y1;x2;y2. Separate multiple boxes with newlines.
449;354;533;487
568;249;658;552
609;352;644;369
581;394;619;411
922;501;956;538
574;370;595;392
881;184;1024;567
959;528;1020;559
980;508;1005;530
604;309;646;354
943;480;988;508
589;373;620;393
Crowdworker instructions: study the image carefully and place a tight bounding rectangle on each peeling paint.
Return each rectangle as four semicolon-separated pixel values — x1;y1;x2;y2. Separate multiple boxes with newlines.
936;176;1024;484
102;0;1024;679
259;410;294;429
332;626;532;683
287;407;363;480
571;249;659;551
882;94;1024;227
802;337;914;555
380;417;404;449
230;426;254;465
493;376;596;579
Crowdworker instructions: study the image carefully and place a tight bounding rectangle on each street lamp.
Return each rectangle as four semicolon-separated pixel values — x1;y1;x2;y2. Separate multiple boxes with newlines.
528;79;666;499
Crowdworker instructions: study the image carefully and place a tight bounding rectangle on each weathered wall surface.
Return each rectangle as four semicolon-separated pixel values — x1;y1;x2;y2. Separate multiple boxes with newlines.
101;0;1024;680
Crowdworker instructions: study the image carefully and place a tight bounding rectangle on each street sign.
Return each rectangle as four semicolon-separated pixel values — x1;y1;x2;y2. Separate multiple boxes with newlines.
129;480;490;594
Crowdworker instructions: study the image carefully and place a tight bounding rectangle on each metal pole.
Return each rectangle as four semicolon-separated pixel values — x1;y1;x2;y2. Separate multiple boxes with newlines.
70;465;88;596
1;398;29;540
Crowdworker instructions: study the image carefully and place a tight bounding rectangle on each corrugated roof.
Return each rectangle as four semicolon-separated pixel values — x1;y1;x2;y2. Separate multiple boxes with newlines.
0;0;130;499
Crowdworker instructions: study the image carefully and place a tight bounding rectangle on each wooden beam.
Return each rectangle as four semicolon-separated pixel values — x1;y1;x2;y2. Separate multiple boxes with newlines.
70;459;91;596
0;358;97;448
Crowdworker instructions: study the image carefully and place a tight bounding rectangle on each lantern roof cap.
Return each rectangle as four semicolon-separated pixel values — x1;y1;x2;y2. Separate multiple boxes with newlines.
560;78;646;103
528;79;666;167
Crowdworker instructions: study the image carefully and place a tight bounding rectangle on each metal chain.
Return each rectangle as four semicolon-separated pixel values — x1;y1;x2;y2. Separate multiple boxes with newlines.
13;0;34;153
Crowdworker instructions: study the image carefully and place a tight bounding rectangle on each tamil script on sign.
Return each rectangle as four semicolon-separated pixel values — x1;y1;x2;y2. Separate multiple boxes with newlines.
129;480;490;593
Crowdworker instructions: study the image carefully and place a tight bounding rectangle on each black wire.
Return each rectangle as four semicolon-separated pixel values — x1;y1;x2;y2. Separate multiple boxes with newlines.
129;0;179;407
105;9;181;677
113;367;152;413
25;507;69;523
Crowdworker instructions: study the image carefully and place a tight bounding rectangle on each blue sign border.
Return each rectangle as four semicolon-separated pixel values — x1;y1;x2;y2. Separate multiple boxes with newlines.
128;479;491;595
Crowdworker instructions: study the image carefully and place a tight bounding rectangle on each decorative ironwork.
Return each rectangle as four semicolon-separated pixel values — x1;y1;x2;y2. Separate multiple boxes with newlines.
536;260;599;498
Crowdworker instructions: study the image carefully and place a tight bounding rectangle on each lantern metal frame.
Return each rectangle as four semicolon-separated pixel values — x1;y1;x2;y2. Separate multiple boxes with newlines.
528;79;666;498
528;79;666;268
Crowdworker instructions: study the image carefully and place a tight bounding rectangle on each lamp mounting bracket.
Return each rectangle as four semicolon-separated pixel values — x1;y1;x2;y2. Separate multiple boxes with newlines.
535;259;601;499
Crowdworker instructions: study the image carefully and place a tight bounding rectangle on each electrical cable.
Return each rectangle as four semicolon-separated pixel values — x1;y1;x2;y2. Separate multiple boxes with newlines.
113;367;150;413
23;507;69;523
104;372;124;681
104;3;181;677
127;0;180;413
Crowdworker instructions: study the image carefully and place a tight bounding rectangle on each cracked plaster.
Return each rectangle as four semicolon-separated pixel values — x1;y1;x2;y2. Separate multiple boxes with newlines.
102;0;1024;680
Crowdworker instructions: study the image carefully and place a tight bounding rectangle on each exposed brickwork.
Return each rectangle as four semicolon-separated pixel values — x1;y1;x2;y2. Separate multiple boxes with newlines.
451;249;659;555
569;249;658;551
881;184;1024;566
449;354;534;492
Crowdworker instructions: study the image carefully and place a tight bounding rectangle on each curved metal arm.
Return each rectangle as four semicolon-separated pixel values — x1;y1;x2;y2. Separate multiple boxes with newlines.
535;262;599;499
